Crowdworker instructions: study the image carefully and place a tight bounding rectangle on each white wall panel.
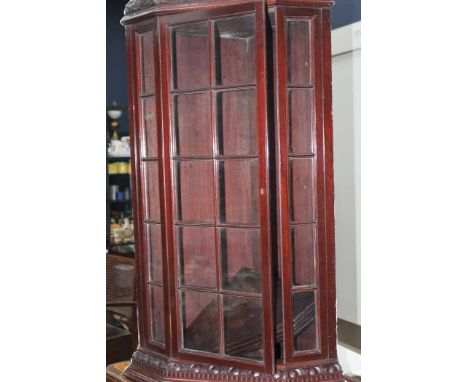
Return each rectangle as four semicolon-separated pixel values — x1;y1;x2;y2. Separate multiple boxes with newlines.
332;22;361;325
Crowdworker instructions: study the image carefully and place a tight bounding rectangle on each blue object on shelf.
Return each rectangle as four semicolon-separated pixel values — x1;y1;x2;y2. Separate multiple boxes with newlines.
116;191;125;201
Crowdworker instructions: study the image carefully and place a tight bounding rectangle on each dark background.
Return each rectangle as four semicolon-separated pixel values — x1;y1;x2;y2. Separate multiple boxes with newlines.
106;0;361;110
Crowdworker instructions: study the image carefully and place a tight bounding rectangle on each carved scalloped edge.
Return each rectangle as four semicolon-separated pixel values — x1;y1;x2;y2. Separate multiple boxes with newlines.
124;0;158;15
128;351;345;382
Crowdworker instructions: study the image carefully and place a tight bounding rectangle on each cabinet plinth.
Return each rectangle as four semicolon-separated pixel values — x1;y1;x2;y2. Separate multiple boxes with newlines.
125;351;344;382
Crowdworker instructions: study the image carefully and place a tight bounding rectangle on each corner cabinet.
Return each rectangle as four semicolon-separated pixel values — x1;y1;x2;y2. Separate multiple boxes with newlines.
121;0;344;381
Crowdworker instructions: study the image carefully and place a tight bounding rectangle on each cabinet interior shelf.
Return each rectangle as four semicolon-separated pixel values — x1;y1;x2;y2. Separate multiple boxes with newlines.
108;242;135;247
107;156;131;162
108;173;131;178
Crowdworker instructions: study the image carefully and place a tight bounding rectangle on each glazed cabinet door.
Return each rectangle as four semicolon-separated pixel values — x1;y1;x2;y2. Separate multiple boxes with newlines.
159;1;275;373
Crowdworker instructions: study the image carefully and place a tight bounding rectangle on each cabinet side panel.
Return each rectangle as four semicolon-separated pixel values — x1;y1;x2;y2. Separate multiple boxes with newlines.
320;8;338;360
127;17;170;357
275;5;338;365
125;23;149;352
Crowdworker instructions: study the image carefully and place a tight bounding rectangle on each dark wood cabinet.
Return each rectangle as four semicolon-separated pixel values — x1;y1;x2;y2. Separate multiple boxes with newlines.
121;0;343;381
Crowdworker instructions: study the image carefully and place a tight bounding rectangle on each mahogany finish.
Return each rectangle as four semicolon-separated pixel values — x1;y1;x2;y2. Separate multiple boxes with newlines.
122;0;343;381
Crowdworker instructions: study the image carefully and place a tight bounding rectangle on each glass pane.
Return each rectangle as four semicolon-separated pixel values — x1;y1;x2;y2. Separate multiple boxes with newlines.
216;89;257;156
143;161;160;222
149;285;165;345
287;20;312;86
141;97;158;158
289;158;316;223
172;22;209;90
138;31;155;94
214;15;256;86
289;89;315;154
147;223;163;283
291;224;316;286
292;291;317;352
175;160;214;223
218;159;259;225
176;226;217;288
219;228;261;293
181;291;219;353
173;92;212;157
223;296;263;361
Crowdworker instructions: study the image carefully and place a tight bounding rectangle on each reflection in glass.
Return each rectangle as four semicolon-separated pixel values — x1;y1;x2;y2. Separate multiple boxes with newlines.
141;96;158;158
288;88;315;155
138;31;155;94
149;285;165;345
220;227;261;293
214;15;256;86
173;92;212;157
172;22;210;90
287;19;312;86
147;223;163;283
223;295;264;361
177;226;217;288
289;158;316;223
181;291;219;353
218;159;259;225
292;291;317;352
216;89;257;156
175;160;214;223
143;161;160;222
291;224;316;286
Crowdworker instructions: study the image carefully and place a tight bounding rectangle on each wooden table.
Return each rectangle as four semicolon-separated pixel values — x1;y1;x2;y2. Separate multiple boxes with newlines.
106;361;132;382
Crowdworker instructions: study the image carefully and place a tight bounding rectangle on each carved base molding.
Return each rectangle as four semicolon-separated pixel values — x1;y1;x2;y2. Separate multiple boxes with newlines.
123;351;346;382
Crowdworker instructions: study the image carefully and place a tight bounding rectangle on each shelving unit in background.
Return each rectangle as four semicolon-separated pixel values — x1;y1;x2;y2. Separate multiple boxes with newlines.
106;106;134;258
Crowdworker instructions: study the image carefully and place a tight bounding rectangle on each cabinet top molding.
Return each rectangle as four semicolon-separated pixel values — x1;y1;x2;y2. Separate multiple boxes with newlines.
123;0;333;19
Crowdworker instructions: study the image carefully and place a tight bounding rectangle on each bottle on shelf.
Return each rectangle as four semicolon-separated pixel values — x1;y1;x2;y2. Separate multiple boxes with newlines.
110;217;124;245
123;217;134;243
